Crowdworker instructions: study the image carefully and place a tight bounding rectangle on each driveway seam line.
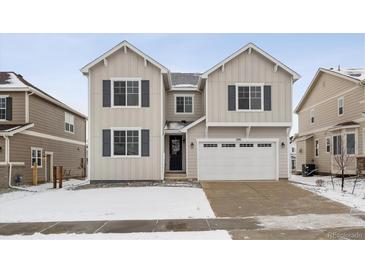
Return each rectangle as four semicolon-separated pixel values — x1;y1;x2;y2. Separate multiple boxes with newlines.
205;219;212;231
39;222;60;234
94;221;108;233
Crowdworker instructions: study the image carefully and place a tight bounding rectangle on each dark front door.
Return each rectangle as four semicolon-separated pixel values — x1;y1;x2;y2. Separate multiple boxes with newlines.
169;135;183;171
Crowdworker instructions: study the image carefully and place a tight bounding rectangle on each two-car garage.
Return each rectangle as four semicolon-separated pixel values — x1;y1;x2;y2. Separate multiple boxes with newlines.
197;139;278;181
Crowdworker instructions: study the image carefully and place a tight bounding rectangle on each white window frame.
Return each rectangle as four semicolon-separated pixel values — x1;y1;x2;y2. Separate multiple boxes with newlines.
315;139;319;157
0;95;9;121
338;96;344;116
174;94;194;114
31;147;43;168
235;83;264;112
64;112;75;134
332;134;342;155
111;77;142;108
346;132;356;155
110;127;142;158
326;137;331;153
310;109;315;125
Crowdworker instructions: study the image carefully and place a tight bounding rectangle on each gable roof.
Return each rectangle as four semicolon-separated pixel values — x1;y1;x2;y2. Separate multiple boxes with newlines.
200;42;301;81
294;68;364;113
0;72;87;119
81;40;169;75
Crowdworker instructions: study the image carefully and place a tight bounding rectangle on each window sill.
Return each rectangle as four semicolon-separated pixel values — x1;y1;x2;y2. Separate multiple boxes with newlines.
111;105;141;109
235;109;264;112
110;155;141;159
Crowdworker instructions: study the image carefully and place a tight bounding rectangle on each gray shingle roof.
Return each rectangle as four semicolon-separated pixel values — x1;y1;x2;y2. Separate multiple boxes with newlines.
170;72;201;87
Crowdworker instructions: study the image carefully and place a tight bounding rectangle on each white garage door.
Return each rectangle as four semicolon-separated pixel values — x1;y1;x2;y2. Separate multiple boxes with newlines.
198;140;277;181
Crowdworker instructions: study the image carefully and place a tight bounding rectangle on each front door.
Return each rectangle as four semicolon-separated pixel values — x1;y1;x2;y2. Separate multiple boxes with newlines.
169;136;183;171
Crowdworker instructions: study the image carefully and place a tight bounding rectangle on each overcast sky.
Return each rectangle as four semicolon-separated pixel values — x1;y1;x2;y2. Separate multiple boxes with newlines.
0;33;364;134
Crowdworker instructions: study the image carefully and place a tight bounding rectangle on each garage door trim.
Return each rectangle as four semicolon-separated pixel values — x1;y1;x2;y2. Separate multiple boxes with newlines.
197;138;280;181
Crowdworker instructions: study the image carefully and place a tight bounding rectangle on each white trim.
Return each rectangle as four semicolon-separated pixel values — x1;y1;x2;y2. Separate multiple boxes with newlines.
196;138;280;181
181;116;206;132
295;68;360;113
201;43;300;81
327;124;360;132
205;79;209;123
45;151;54;182
20;130;86;146
110;77;142;108
174;94;194;115
310;109;315;125
110;127;142;158
345;132;356;155
31;147;43;168
0;123;35;136
235;83;264;112
81;40;169;74
169;87;200;92
160;74;164;180
338;96;344;116
64;112;75;134
206;122;291;127
87;70;91;180
0;95;9;121
314;139;319;158
0;162;24;166
25;91;29;123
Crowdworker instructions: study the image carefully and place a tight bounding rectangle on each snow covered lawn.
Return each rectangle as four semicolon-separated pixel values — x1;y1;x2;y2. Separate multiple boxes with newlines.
0;185;215;223
290;175;365;212
0;230;230;240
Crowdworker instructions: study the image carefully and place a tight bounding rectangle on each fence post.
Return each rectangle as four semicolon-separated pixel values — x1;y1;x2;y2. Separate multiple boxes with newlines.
32;163;38;186
53;166;57;188
59;166;63;188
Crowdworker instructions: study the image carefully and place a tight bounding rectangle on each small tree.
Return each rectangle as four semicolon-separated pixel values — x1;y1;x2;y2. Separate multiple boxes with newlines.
333;144;353;192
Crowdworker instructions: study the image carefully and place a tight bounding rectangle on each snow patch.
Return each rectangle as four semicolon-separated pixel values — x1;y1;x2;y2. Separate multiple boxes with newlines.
0;72;28;88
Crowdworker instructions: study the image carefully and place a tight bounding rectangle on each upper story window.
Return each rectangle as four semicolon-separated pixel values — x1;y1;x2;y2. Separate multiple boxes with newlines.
65;112;75;133
237;85;263;111
338;97;344;116
31;147;42;168
112;129;140;157
310;109;315;124
175;95;193;114
0;96;6;120
112;79;140;107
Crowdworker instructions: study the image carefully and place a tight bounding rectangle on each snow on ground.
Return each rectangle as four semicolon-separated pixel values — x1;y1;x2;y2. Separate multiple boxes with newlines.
258;213;365;230
0;185;215;223
0;230;231;240
290;175;365;212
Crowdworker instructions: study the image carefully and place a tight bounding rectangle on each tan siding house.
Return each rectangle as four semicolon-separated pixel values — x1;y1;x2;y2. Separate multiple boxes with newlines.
0;72;87;188
82;41;299;182
295;68;365;175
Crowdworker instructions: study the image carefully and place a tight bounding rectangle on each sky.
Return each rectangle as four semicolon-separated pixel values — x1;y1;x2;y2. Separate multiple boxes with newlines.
0;33;364;134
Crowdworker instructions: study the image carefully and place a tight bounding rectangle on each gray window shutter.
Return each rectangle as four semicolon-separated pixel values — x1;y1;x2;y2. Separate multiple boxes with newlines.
103;80;111;107
141;129;150;157
102;129;111;157
264;85;272;111
141;80;150;107
6;97;12;121
228;85;236;111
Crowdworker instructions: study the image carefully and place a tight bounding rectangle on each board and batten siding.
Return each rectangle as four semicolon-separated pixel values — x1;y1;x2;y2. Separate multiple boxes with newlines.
186;121;206;178
29;95;86;142
298;73;364;134
0;91;26;124
206;50;292;123
89;48;162;181
165;91;204;122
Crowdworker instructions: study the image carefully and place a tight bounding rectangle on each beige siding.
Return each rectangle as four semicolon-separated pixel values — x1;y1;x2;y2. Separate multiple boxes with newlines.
207;50;292;123
29;95;86;142
0;137;4;162
295;138;314;172
186;121;205;178
0;91;26;124
208;127;246;138
89;48;162;181
0;133;86;187
165;91;204;121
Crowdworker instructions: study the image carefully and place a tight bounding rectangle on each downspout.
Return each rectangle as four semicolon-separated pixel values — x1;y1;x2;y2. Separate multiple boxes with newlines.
2;135;33;192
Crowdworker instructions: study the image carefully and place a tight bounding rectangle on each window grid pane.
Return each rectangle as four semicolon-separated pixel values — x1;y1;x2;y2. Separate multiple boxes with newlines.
0;98;6;120
176;97;185;113
126;81;139;106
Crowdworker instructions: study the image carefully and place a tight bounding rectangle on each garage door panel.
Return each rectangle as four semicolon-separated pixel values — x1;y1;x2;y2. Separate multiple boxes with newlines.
198;141;277;181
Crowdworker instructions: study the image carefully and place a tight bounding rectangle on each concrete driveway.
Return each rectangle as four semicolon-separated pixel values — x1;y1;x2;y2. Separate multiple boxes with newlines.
201;180;353;218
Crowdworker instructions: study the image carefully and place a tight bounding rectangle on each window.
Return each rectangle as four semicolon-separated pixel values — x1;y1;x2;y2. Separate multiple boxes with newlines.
333;135;342;155
112;129;140;156
310;109;315;124
237;85;263;110
240;143;254;147
112;79;140;107
315;139;319;157
0;96;6;120
175;95;193;113
203;144;218;148
291;147;295;153
338;97;344;116
31;147;42;168
326;137;331;153
346;133;355;155
222;144;236;147
65;112;75;133
258;144;272;147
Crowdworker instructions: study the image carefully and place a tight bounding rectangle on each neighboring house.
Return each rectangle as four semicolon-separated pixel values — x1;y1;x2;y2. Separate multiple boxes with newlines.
295;68;365;175
81;41;300;182
289;136;296;172
0;72;87;187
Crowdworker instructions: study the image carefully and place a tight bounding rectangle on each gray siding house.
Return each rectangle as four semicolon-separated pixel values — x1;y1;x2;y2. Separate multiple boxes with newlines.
82;41;300;182
0;72;87;187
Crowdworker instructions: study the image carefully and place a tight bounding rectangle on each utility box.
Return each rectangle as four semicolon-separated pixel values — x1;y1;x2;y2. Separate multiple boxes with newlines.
302;164;316;177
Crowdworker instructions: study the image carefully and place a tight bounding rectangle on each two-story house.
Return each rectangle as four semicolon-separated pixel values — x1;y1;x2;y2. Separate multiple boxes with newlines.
295;68;365;175
82;41;300;182
0;72;87;187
